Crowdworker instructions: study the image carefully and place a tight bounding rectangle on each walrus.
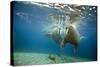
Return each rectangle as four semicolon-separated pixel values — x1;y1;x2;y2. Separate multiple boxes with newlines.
46;24;80;49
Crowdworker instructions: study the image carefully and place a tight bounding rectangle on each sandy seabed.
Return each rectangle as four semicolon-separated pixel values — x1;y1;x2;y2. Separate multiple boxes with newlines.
13;52;91;66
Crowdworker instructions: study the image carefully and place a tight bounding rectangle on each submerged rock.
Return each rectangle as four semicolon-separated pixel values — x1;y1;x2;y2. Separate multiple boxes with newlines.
48;54;56;63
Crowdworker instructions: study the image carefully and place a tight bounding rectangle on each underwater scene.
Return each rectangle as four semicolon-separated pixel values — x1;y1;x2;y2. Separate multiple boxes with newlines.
11;1;97;66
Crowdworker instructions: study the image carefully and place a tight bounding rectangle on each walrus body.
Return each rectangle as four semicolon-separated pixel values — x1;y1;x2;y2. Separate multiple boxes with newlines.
47;24;80;49
61;25;80;48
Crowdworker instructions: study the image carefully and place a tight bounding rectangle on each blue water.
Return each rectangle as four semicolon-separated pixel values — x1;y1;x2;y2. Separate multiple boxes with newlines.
13;2;97;61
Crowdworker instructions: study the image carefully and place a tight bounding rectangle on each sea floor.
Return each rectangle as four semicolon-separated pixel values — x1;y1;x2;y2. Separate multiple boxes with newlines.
13;52;92;66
